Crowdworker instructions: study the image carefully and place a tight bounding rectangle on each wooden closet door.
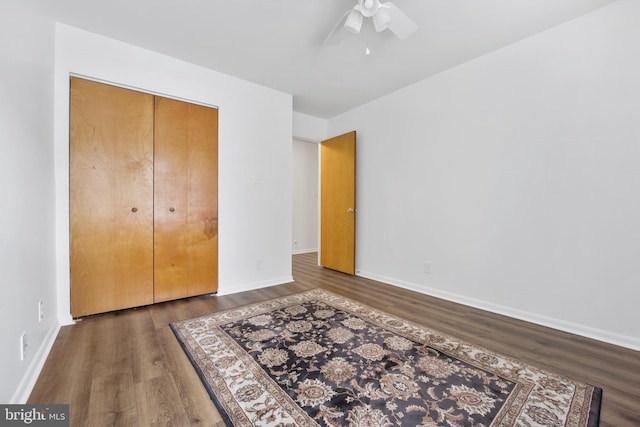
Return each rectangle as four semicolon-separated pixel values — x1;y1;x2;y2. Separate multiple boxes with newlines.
153;97;218;302
70;78;154;317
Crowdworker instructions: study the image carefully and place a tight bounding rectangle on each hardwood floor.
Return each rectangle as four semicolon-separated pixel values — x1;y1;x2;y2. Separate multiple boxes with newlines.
29;252;639;426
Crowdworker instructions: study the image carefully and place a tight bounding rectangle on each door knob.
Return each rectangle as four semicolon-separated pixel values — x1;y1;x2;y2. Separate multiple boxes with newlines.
131;207;138;213
347;208;355;213
169;207;176;213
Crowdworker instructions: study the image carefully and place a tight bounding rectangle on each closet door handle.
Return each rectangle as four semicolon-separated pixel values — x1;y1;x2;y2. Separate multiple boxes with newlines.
169;207;176;213
131;207;138;213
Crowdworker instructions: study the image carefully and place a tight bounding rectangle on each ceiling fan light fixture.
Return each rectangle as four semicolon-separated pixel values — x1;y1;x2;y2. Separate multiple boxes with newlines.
323;0;418;45
373;7;391;32
359;0;380;17
344;9;363;34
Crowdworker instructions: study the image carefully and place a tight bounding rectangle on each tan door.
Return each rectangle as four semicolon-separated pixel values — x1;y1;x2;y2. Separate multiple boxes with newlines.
320;131;356;274
153;97;218;302
70;78;154;317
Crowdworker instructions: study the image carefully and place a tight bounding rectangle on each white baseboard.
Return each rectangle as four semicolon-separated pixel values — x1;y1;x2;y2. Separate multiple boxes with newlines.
11;322;61;403
216;276;295;296
357;270;640;352
59;314;75;326
292;248;318;255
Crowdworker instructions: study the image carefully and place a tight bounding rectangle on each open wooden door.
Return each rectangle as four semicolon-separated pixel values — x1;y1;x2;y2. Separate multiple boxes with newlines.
320;131;356;274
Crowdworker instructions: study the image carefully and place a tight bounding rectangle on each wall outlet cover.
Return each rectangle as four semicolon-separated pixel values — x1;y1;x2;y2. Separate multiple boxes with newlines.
20;332;27;361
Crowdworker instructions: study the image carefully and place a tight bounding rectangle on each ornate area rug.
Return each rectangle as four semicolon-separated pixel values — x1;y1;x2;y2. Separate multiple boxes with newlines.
170;289;601;426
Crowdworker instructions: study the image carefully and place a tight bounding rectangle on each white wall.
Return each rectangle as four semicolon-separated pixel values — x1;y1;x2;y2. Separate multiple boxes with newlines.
0;2;59;403
54;24;294;323
293;111;327;142
329;0;640;350
292;139;319;254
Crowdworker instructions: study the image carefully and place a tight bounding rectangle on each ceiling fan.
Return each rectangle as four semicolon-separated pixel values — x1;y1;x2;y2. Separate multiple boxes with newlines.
324;0;418;45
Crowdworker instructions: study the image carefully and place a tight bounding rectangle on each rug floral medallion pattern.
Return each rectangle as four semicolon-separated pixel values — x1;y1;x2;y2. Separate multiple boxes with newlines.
170;289;601;427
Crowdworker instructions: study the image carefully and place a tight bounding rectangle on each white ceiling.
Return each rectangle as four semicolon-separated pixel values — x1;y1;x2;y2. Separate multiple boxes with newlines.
40;0;616;118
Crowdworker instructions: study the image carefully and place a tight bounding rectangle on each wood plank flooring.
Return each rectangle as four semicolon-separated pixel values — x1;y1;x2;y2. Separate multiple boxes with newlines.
29;252;640;426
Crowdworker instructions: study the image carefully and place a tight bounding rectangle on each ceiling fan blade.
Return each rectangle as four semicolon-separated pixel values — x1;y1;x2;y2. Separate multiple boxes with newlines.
322;9;351;45
382;2;418;40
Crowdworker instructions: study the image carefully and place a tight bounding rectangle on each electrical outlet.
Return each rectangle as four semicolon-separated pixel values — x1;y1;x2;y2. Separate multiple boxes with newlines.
38;299;44;322
20;332;27;361
423;261;432;274
256;258;262;270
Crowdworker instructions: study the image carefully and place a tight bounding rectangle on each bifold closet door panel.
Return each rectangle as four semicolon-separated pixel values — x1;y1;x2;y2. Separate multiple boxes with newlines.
154;96;218;302
70;78;154;317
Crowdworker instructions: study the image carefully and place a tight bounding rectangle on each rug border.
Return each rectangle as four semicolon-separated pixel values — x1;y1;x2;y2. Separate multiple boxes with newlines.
587;386;603;427
169;322;235;427
170;288;603;426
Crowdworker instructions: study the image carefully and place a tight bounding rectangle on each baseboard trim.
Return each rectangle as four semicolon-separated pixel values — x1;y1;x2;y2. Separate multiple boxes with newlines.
216;276;295;296
292;248;318;255
11;322;61;403
357;270;640;352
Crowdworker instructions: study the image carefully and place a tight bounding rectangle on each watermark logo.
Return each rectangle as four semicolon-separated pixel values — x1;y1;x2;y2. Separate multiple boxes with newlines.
1;405;69;426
